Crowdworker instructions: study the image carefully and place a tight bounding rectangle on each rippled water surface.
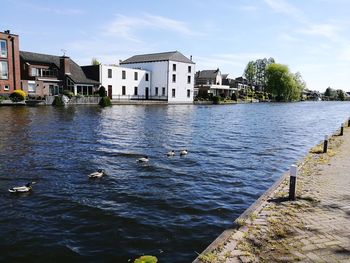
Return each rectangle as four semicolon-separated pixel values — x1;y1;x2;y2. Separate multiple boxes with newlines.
1;102;350;262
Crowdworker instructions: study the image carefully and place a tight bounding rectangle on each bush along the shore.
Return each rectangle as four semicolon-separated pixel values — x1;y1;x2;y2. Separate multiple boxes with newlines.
52;96;65;106
9;90;26;102
98;86;107;97
62;90;74;99
99;96;112;107
212;96;220;104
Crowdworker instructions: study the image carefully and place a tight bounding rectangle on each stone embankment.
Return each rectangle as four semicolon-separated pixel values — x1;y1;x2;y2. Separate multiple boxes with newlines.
194;123;350;263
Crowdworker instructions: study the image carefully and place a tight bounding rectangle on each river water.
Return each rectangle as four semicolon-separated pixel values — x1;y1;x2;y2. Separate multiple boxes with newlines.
0;102;349;262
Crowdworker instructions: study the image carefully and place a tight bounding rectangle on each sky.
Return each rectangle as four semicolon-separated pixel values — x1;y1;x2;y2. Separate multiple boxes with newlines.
2;0;350;92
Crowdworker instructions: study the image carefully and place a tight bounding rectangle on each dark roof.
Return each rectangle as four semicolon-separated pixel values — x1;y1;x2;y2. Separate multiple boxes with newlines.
120;51;195;64
20;51;60;67
196;69;220;79
20;51;99;85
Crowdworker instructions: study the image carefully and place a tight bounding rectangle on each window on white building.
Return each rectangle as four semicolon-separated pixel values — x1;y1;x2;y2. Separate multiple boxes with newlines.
0;40;7;58
155;87;158;96
28;83;36;93
134;72;138;80
188;66;191;73
187;76;191;84
122;86;126;95
108;69;112;78
0;61;8;79
172;74;176;83
172;64;176;71
187;89;190;98
172;89;175;98
122;70;126;79
162;87;166;96
134;86;138;95
145;73;149;81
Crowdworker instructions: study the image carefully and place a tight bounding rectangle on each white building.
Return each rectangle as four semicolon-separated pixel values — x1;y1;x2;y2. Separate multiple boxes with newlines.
82;64;151;100
120;51;195;104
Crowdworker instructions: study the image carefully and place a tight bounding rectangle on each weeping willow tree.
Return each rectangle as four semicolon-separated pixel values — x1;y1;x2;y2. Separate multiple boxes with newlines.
266;63;302;102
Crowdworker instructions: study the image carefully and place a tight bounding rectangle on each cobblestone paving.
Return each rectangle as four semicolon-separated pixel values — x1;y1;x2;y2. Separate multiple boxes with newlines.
196;129;350;263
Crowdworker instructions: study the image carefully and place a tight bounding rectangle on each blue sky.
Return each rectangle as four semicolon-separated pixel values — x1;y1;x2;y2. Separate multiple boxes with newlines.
2;0;350;91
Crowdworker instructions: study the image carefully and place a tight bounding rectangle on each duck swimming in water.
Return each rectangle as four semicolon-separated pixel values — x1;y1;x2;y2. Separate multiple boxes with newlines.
166;150;175;157
9;182;36;193
88;169;106;179
137;156;149;163
180;149;188;156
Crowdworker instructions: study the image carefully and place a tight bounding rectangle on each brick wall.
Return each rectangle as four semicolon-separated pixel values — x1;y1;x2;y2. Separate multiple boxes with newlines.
0;31;20;94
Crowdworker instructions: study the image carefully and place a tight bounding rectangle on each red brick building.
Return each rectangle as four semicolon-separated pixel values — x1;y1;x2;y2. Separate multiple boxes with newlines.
0;30;20;94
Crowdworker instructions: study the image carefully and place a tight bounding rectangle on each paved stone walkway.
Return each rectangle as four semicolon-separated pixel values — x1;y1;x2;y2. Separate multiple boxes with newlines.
195;127;350;263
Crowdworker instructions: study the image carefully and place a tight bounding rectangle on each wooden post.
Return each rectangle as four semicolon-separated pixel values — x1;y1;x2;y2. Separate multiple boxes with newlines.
323;135;328;153
348;118;350;127
340;124;344;136
289;165;297;200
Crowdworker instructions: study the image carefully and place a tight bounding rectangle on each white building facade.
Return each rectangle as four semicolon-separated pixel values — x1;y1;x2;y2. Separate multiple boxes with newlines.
120;51;195;104
82;64;151;100
100;65;151;100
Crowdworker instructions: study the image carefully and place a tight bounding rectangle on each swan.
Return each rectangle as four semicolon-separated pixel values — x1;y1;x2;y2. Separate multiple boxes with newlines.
9;182;36;193
138;156;149;163
88;169;106;178
166;150;175;157
180;149;188;156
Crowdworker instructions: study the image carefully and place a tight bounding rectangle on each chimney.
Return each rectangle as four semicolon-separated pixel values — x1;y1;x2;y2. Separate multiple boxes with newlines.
4;30;10;34
190;55;192;61
60;56;71;75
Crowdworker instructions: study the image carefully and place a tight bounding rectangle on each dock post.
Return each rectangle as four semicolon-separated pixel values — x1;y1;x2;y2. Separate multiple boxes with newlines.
340;124;344;136
323;135;328;153
289;165;298;201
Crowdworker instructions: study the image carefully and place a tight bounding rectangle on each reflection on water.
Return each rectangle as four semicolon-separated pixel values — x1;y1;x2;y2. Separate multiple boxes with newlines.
0;102;350;262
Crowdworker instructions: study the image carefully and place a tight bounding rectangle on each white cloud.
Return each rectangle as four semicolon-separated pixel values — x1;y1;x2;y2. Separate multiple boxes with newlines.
299;23;342;39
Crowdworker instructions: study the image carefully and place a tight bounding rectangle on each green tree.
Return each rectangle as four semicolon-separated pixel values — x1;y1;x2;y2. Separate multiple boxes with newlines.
91;57;100;65
98;86;107;97
266;63;301;101
255;57;275;91
244;61;256;89
324;87;336;100
293;72;306;92
337;89;345;101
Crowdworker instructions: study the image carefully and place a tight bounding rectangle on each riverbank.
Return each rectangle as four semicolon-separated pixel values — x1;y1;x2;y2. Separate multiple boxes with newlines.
194;123;350;262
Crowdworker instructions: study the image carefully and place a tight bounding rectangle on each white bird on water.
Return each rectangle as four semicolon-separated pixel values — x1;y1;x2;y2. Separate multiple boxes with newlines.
137;156;149;163
88;169;106;179
166;150;175;157
9;182;36;193
180;149;188;156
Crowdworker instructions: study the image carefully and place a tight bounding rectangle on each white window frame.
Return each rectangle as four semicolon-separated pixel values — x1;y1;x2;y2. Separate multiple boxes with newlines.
28;82;36;93
0;40;7;58
4;85;9;91
0;61;9;79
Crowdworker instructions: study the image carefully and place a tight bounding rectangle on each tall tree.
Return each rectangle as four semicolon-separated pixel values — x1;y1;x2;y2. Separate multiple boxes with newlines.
266;63;301;101
293;72;306;91
244;61;256;89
